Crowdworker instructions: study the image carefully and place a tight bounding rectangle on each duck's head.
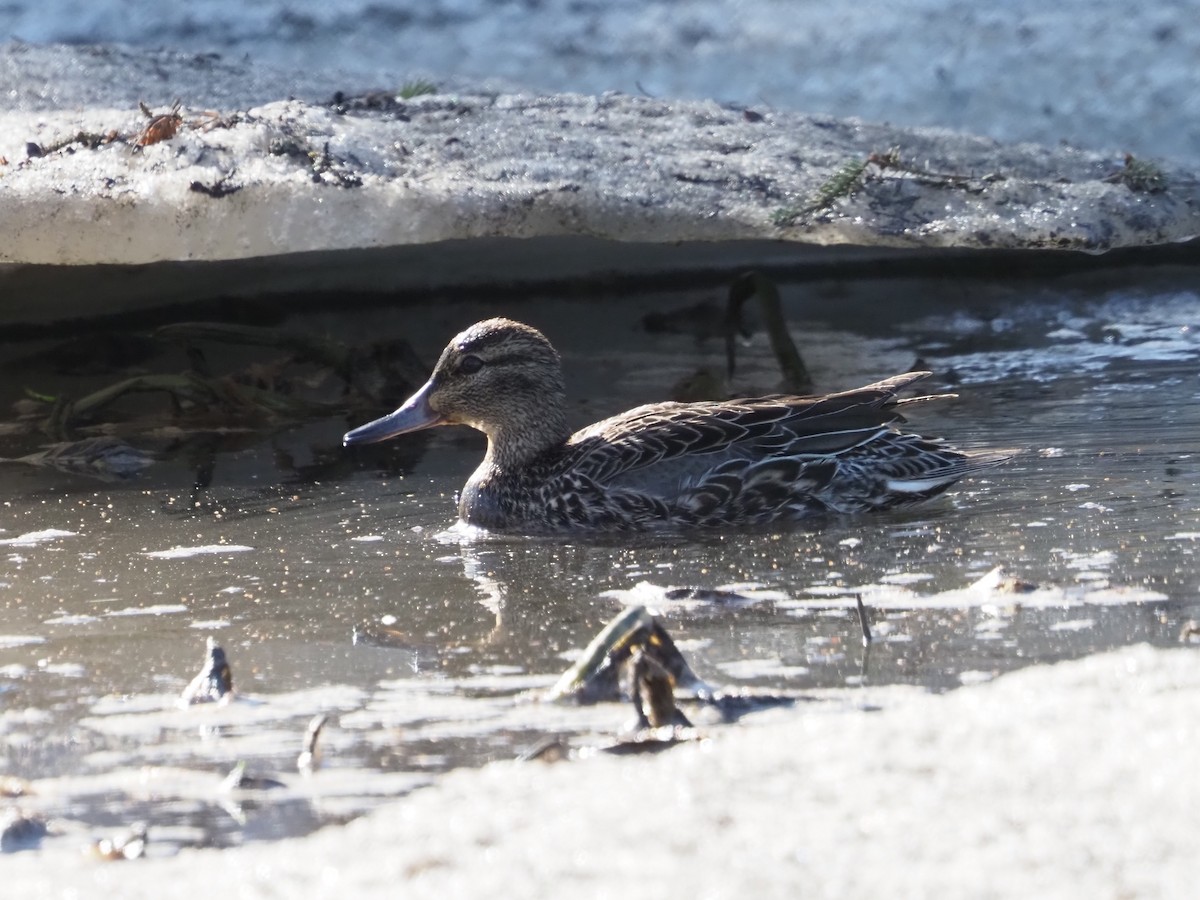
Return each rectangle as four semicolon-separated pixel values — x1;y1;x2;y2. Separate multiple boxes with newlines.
343;318;570;466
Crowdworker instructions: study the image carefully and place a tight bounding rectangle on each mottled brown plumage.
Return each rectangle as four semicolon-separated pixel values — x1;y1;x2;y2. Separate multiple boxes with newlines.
344;318;1004;532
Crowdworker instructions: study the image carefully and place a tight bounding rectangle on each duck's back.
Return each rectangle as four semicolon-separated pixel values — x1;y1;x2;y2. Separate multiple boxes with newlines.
500;374;1004;529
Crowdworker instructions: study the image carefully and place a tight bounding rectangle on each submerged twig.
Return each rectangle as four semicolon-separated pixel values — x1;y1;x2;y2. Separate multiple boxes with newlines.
855;594;873;647
297;714;329;775
728;271;813;394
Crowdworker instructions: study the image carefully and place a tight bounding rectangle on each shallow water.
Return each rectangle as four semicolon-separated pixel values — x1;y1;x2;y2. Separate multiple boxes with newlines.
1;266;1198;854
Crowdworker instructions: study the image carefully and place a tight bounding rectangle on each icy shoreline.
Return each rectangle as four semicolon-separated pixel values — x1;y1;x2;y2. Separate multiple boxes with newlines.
3;2;1198;162
7;643;1197;898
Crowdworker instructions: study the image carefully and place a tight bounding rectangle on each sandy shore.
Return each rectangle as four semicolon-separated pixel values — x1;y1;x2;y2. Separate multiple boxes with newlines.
7;642;1196;898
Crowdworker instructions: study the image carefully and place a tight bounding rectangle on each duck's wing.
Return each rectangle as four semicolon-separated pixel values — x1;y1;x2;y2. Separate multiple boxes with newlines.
563;372;939;485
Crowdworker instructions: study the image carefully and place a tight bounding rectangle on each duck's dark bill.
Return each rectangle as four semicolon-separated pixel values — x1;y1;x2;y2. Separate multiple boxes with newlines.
343;380;444;446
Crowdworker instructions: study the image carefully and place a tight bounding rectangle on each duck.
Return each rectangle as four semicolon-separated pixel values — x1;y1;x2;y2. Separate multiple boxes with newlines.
343;317;1004;532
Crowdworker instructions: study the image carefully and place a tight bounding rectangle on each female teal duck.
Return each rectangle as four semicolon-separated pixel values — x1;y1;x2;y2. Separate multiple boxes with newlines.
344;318;1003;532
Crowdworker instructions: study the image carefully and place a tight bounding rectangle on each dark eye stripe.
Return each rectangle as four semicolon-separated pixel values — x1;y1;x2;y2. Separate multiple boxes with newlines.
480;353;537;367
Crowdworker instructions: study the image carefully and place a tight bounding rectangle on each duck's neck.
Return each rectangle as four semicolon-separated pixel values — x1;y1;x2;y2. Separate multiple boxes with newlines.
482;405;571;471
459;403;569;529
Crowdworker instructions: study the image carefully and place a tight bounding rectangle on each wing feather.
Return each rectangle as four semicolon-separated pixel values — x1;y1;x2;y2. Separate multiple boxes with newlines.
562;373;939;485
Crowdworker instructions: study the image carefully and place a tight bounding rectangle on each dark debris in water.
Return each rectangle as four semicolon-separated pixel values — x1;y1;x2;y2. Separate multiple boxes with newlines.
518;737;573;764
0;809;48;853
1;320;428;482
545;605;798;755
179;636;234;706
662;586;765;606
0;436;156;480
627;645;693;730
3;331;159;376
547;606;712;705
220;761;287;793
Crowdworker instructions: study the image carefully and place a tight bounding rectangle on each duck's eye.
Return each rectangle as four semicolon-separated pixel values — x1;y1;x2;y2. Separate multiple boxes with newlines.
459;354;484;375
